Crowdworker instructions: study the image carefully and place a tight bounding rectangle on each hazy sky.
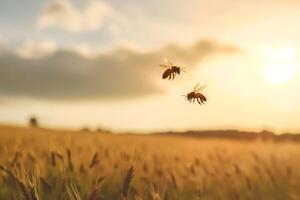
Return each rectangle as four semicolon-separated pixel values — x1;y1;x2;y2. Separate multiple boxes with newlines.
0;0;300;133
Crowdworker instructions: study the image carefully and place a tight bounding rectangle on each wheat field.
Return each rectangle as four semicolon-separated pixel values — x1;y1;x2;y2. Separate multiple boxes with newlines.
0;126;299;200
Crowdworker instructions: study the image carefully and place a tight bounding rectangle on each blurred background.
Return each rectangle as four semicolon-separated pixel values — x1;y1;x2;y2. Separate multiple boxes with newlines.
0;0;300;133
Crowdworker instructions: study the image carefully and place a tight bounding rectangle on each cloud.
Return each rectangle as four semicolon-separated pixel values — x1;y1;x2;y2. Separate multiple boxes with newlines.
17;40;58;58
37;0;121;32
0;44;5;55
0;40;239;101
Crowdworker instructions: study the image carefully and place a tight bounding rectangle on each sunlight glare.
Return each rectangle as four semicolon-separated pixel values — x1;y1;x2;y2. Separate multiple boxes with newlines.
263;45;297;84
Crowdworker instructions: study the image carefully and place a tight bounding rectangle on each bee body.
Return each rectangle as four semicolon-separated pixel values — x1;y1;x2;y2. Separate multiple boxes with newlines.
184;84;207;105
186;92;207;104
162;66;182;80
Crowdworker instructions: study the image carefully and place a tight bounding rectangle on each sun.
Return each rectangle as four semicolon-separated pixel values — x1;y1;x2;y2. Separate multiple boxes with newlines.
262;45;297;84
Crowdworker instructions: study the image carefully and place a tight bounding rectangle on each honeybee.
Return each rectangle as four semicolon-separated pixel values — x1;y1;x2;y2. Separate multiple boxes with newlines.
159;58;186;80
184;83;207;105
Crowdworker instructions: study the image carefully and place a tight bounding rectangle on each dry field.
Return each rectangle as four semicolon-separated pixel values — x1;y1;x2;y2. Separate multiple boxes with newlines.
0;126;299;200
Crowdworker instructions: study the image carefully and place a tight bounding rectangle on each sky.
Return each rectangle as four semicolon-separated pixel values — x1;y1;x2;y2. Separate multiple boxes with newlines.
0;0;300;133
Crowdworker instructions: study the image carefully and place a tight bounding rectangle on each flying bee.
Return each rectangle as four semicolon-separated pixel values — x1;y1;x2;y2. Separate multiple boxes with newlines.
159;58;186;80
183;83;207;105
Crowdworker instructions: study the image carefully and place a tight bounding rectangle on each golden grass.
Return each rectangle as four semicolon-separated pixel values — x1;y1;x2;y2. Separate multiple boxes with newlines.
0;126;300;199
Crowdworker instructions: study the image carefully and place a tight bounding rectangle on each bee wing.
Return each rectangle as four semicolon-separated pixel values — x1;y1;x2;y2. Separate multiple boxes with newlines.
159;64;171;69
164;58;173;66
195;85;207;92
194;83;207;92
193;83;201;92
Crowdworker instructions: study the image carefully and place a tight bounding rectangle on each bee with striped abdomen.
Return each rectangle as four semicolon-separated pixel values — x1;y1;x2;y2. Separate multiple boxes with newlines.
159;58;186;80
184;83;207;105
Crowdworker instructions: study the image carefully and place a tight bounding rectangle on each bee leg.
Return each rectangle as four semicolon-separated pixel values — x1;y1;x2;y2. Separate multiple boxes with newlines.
202;97;205;104
168;74;171;80
200;98;203;104
197;98;201;105
172;72;175;80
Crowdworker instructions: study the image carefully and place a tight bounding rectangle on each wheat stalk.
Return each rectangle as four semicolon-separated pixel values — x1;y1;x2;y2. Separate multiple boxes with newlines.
121;165;134;200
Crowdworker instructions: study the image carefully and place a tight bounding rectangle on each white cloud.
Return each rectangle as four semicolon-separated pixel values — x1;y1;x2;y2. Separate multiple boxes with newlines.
70;41;148;58
70;43;104;58
37;0;119;32
0;39;238;100
17;40;57;58
0;34;7;50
